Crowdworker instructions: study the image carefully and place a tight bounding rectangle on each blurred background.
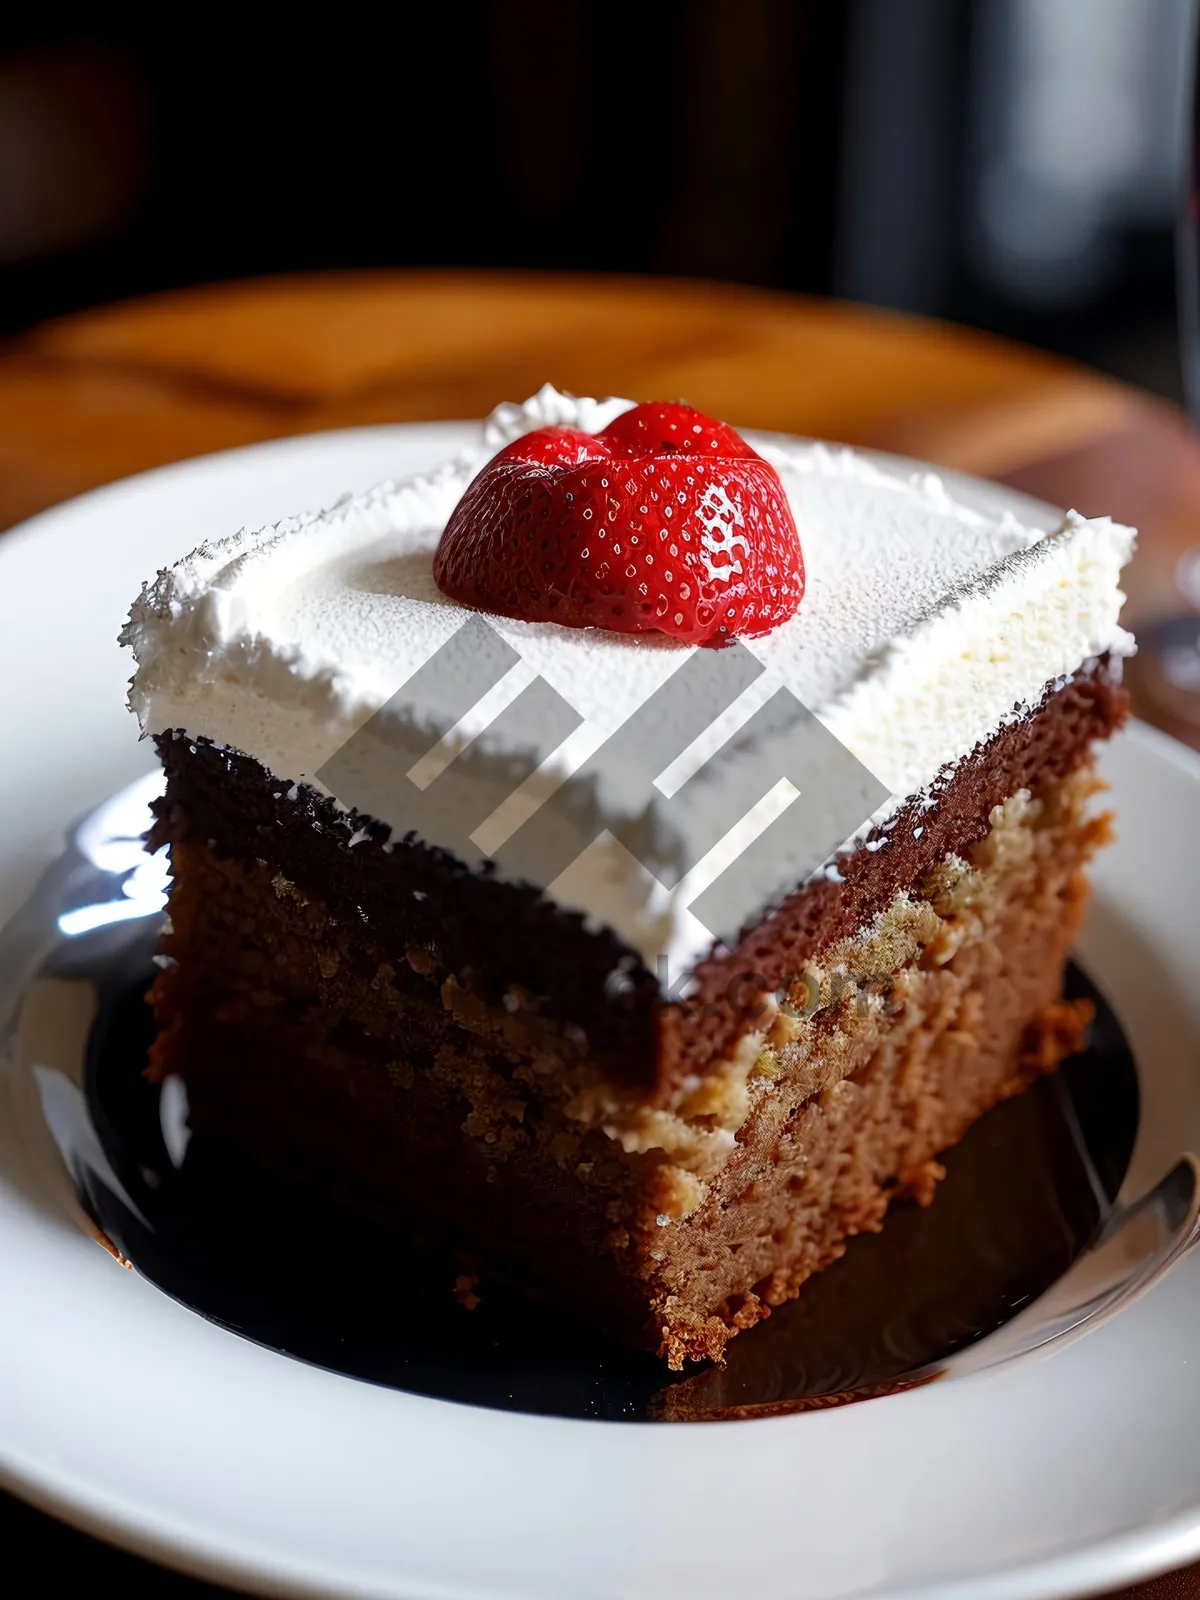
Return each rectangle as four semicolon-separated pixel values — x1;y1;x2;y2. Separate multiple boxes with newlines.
0;0;1191;397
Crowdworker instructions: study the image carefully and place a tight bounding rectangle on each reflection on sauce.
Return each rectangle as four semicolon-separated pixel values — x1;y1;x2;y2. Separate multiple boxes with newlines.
82;960;1136;1423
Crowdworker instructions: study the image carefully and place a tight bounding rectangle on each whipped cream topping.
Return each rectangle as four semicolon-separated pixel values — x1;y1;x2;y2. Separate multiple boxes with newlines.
123;385;1135;976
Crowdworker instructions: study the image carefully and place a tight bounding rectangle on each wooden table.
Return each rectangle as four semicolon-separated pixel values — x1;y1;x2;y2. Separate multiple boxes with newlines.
3;268;1198;746
2;270;1198;1599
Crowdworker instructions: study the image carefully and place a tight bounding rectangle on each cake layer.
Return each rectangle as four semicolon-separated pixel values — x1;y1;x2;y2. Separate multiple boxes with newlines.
124;389;1135;974
149;661;1126;1098
146;752;1107;1368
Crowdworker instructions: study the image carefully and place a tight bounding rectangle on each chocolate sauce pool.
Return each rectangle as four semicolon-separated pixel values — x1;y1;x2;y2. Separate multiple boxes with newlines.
81;938;1137;1422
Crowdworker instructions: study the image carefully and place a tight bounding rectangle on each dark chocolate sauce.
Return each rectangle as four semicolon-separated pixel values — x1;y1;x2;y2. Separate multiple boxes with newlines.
81;936;1137;1423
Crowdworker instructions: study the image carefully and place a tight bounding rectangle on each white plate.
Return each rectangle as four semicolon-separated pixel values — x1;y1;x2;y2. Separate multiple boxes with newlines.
1;426;1199;1600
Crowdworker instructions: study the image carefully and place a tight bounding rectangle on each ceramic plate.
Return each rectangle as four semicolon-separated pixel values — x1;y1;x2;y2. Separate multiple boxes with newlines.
1;425;1199;1600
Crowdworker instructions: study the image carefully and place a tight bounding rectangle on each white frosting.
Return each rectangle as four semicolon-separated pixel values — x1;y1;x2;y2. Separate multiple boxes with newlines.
123;385;1135;975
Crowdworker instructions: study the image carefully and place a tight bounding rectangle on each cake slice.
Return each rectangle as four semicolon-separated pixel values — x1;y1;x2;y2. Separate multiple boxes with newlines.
122;387;1134;1367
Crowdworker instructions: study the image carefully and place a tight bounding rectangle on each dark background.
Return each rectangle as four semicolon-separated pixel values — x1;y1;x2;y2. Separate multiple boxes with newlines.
0;0;1190;399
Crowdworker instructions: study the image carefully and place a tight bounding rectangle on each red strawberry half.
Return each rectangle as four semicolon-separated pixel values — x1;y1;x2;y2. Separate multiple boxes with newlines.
432;401;804;646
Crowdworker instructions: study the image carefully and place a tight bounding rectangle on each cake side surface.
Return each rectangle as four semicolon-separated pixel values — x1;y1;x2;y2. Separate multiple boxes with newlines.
148;661;1125;1097
145;669;1125;1365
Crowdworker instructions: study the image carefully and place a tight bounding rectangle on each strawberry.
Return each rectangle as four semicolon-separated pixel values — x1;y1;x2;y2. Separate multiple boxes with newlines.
432;401;805;646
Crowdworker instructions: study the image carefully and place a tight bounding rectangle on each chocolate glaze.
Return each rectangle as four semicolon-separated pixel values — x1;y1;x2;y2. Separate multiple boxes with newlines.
151;662;1126;1099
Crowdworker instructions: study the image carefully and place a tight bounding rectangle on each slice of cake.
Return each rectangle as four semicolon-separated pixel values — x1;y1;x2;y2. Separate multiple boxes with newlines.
122;386;1134;1368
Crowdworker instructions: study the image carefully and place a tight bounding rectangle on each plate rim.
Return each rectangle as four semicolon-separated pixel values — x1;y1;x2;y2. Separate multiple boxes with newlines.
6;1428;1200;1600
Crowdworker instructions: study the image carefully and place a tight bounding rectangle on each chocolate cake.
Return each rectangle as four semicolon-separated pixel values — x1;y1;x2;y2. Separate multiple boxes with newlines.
122;386;1134;1367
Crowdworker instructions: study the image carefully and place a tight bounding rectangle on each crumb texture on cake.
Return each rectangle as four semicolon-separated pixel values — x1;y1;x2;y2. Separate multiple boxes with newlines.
147;735;1114;1367
148;662;1125;1098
